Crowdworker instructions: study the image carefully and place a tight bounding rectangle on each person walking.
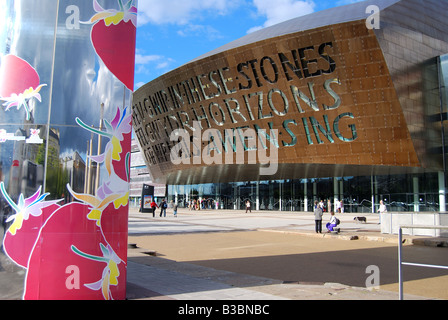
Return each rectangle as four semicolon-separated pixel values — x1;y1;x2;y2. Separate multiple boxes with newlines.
173;201;178;217
150;200;158;218
335;199;341;213
245;200;251;213
377;200;387;224
314;200;323;233
160;199;168;217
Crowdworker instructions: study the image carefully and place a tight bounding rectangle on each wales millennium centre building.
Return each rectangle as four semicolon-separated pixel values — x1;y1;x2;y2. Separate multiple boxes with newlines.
132;0;448;214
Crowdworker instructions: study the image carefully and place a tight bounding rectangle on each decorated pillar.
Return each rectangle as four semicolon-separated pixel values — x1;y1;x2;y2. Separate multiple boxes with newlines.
0;0;137;300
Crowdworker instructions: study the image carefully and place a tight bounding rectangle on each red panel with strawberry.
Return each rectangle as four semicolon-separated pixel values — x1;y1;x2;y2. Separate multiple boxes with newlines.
24;203;126;300
0;0;137;300
88;0;138;91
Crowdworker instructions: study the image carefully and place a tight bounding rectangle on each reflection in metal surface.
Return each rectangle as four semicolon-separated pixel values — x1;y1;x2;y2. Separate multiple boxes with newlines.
0;0;137;300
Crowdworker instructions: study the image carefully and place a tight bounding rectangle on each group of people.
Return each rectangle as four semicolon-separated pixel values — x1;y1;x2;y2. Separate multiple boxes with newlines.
314;200;340;233
145;198;388;226
314;199;344;215
188;198;218;210
149;199;178;218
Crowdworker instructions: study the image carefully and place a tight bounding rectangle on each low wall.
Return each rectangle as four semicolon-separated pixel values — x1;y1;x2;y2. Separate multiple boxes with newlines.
381;212;448;237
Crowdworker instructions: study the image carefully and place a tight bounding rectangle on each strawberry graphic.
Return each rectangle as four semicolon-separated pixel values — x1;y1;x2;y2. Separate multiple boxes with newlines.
0;183;62;268
87;0;137;91
2;204;60;269
0;54;47;120
0;1;136;300
23;202;126;300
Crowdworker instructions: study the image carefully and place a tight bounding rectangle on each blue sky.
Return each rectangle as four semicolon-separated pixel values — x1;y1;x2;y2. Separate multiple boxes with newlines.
134;0;363;88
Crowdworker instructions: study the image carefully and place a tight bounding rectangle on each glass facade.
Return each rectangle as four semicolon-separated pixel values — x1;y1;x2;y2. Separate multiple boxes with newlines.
168;172;443;213
0;0;137;300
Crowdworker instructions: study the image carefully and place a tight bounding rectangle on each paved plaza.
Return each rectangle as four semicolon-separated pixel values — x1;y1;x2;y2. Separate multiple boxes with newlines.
126;207;448;300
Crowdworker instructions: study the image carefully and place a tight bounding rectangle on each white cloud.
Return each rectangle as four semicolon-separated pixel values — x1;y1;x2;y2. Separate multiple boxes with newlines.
156;62;170;69
135;54;163;65
135;82;146;89
248;0;315;33
137;0;241;26
134;53;175;77
177;24;223;40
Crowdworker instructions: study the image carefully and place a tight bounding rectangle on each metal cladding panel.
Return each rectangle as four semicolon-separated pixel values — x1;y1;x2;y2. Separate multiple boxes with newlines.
374;0;448;169
132;0;448;185
190;0;400;63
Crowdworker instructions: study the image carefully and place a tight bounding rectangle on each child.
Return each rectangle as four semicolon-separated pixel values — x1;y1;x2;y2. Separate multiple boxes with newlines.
245;200;251;213
173;202;178;217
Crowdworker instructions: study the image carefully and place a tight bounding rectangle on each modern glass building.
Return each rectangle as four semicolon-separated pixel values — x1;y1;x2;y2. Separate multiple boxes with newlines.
0;0;137;300
132;0;448;214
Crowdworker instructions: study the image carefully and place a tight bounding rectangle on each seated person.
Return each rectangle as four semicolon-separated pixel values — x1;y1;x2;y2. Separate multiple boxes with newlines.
326;212;339;232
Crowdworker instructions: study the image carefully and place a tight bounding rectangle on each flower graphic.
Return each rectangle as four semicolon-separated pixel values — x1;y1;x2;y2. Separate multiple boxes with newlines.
71;243;123;300
76;106;132;176
69;106;131;226
66;183;129;227
88;0;137;27
0;182;61;236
